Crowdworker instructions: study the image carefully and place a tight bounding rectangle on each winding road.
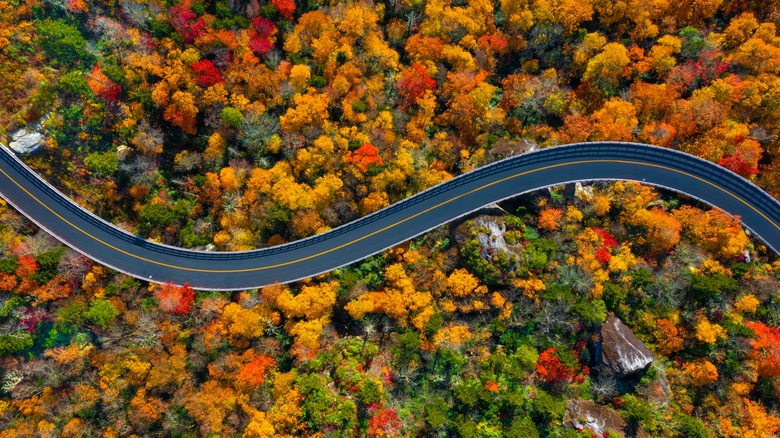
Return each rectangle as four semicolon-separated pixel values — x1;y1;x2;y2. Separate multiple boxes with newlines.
1;142;779;290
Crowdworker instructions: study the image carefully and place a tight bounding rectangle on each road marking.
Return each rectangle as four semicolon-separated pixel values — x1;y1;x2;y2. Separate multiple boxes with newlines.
1;159;778;274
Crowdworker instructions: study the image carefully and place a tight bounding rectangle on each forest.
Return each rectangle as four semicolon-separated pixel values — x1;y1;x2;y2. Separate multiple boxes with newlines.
2;0;780;435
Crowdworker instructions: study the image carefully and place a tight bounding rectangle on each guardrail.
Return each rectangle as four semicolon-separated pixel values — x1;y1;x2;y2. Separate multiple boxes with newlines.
2;142;779;262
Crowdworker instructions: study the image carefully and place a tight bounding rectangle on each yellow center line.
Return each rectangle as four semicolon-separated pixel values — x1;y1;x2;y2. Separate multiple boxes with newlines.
1;159;778;274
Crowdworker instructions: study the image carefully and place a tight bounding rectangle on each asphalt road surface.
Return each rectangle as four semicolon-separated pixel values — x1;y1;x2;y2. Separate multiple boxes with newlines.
1;142;779;290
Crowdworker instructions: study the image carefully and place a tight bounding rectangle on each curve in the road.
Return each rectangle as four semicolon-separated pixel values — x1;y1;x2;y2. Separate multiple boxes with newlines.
0;142;778;290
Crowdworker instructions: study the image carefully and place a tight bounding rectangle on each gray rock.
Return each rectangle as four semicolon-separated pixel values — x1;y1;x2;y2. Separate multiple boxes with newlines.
452;214;522;258
8;128;44;154
563;400;627;436
574;182;594;200
489;138;537;156
599;313;655;377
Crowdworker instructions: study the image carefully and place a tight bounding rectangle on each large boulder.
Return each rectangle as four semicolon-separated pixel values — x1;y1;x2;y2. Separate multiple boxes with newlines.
599;313;655;377
8;127;44;154
564;400;627;436
564;400;651;438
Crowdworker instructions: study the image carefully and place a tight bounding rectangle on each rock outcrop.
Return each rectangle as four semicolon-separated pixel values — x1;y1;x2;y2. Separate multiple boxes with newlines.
8;127;44;154
452;213;523;258
564;400;627;436
6;116;49;155
599;313;655;377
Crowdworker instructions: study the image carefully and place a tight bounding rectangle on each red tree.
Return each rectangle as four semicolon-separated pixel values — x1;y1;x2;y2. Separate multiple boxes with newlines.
155;282;196;315
237;355;277;387
477;33;508;54
191;59;223;88
536;348;574;384
345;143;383;173
250;17;277;56
595;247;612;264
397;63;436;108
718;135;762;177
592;227;618;248
87;63;121;103
746;321;780;377
15;255;38;279
272;0;295;20
170;5;205;44
367;405;403;437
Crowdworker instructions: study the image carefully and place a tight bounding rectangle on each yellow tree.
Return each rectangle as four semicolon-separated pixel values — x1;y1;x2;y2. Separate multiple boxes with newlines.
538;208;564;231
345;263;435;331
446;268;488;298
683;358;719;386
582;42;630;92
275;281;338;321
673;206;750;258
694;314;727;345
164;90;199;134
589;98;638;142
279;89;330;133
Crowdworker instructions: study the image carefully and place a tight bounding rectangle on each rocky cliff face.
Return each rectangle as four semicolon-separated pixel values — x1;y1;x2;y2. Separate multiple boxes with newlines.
599;313;655;377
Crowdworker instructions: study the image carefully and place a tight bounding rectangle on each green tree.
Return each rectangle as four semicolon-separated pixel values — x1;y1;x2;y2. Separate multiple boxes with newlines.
511;344;540;375
85;299;118;328
531;389;565;424
56;300;88;330
32;246;66;284
58;71;92;97
620;394;659;433
675;414;709;438
36;19;94;66
84;151;119;177
573;298;607;325
688;273;739;303
139;203;179;236
424;396;449;430
0;257;18;274
221;106;243;128
506;416;540;438
0;332;33;356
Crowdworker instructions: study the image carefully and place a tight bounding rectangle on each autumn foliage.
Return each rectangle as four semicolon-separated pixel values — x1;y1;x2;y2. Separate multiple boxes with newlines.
191;59;223;88
397;63;437;108
3;0;780;436
155;282;196;314
250;17;277;56
345;143;383;173
745;321;780;377
536;348;574;384
170;4;205;44
272;0;295;21
683;358;719;386
237;355;277;387
87;63;121;103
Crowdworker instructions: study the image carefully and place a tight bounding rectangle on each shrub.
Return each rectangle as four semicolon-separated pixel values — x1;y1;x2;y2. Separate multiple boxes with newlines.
85;299;119;328
84;151;119;177
221;106;243;128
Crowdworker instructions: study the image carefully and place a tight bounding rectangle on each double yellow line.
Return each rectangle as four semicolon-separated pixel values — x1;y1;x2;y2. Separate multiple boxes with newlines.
0;159;777;274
